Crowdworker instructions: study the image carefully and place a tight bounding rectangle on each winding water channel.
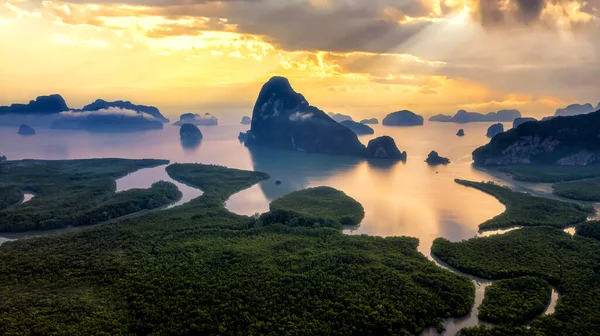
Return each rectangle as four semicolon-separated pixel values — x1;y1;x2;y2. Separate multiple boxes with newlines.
0;164;572;335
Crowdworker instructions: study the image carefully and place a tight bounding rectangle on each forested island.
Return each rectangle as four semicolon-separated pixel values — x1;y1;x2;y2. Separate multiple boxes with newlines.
433;178;600;335
0;159;476;335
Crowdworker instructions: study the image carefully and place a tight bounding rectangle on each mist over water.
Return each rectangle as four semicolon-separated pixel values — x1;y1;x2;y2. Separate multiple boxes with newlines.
0;122;508;255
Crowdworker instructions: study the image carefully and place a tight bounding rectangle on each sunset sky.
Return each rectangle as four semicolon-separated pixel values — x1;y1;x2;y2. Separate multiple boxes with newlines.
0;0;599;120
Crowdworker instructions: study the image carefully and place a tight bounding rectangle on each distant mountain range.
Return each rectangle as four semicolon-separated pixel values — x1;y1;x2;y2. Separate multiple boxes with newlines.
0;95;169;131
0;95;169;123
555;103;600;117
430;109;522;123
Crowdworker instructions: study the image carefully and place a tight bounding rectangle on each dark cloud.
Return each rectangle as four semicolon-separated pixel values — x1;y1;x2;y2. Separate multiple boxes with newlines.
42;0;436;53
473;0;599;27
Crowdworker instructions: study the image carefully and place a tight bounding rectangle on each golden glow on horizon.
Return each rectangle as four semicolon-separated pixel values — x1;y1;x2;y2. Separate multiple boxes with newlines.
0;0;596;119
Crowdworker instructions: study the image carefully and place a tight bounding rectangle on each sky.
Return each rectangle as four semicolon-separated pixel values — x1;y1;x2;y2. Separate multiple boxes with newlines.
0;0;599;120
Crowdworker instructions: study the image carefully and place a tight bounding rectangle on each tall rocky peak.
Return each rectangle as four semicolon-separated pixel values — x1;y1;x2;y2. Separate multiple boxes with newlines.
246;76;366;157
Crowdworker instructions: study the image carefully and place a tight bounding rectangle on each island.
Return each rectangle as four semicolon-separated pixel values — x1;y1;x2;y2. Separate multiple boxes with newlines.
17;124;35;135
512;117;536;128
429;109;522;123
327;112;353;122
478;276;552;324
238;131;249;142
51;114;163;132
425;151;450;165
382;110;424;126
0;158;177;232
486;123;504;138
0;96;171;130
457;129;465;137
340;120;374;135
179;123;203;143
431;179;600;336
241;116;251;125
360;118;378;125
173;113;218;126
244;76;367;157
0;155;6;161
265;186;365;227
366;136;407;160
80;99;169;123
473;110;600;165
0;94;69;115
555;102;599;117
0;161;475;335
429;114;455;122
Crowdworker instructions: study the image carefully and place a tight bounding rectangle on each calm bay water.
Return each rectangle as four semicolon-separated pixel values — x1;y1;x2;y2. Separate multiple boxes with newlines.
1;121;564;335
0;122;508;254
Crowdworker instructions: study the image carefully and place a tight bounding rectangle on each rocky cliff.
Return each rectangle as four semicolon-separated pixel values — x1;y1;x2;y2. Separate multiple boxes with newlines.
366;136;406;160
245;77;367;157
180;123;203;142
486;123;504;138
473;110;600;166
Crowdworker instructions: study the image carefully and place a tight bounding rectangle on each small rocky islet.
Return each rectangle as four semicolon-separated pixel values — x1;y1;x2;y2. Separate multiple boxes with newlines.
486;123;504;138
240;116;251;125
425;151;450;165
382;110;424;126
179;123;203;142
17;124;35;136
366;136;407;161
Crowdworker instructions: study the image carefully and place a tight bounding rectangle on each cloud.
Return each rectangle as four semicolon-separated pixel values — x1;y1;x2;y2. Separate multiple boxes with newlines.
59;107;158;120
289;111;313;121
419;87;437;94
469;0;597;28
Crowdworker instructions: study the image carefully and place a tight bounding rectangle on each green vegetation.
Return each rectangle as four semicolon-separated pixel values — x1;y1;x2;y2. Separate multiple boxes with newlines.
478;276;552;324
553;177;600;201
71;181;181;226
0;158;171;232
166;163;269;200
497;164;600;183
269;186;365;227
432;227;600;335
0;185;23;209
0;162;475;335
576;221;600;241
455;179;592;230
